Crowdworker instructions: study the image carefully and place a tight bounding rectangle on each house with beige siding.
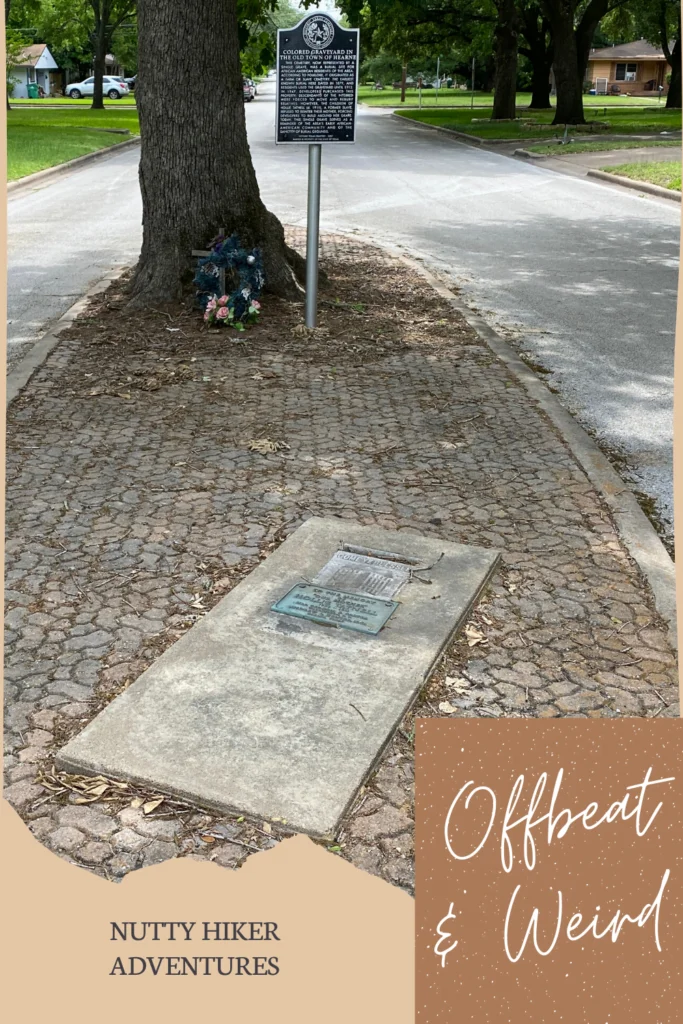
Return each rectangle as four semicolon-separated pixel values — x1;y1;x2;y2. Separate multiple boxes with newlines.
586;40;668;96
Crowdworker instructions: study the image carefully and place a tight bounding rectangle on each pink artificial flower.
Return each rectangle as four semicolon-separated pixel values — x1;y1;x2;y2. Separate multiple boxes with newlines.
251;300;261;309
216;306;230;320
206;297;217;311
203;309;212;321
217;295;229;307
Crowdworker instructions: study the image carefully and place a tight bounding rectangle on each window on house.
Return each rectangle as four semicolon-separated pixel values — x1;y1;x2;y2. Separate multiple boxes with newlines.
27;66;36;83
615;63;638;82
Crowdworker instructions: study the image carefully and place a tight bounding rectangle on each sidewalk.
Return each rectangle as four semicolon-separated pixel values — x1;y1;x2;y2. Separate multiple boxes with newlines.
4;231;678;889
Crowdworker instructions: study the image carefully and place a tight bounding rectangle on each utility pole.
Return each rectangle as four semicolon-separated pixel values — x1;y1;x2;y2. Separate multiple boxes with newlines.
471;56;476;109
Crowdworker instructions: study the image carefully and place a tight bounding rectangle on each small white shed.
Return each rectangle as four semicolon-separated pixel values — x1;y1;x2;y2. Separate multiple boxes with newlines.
9;43;60;99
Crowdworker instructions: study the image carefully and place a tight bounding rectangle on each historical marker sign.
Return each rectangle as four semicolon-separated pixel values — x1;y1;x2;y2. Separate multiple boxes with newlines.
313;549;411;600
272;583;399;635
276;14;360;144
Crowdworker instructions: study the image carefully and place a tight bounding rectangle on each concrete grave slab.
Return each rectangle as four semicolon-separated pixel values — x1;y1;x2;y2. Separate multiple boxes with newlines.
57;519;500;836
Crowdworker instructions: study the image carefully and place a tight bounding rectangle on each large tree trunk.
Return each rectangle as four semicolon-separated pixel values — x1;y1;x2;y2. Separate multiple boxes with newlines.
520;6;553;109
128;0;302;308
6;0;11;111
575;0;609;85
667;37;681;107
492;0;518;119
528;51;552;108
545;2;585;124
91;0;108;110
662;4;682;110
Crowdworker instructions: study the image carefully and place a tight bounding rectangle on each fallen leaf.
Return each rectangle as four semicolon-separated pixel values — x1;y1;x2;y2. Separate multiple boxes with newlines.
86;783;109;798
212;577;233;593
262;822;272;834
438;701;458;715
130;797;144;809
248;438;290;455
464;624;487;647
445;676;470;694
142;798;164;815
200;835;216;844
437;440;462;450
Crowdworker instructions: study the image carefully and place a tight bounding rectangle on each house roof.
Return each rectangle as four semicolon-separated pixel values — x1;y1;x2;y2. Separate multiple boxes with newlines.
15;43;48;67
588;39;666;62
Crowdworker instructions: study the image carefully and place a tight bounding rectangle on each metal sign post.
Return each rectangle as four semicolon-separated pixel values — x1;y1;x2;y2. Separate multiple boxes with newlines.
305;144;322;327
276;14;360;330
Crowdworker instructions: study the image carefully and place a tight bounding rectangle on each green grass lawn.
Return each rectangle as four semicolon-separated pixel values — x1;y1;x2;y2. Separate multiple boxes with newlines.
396;106;681;141
7;126;130;180
7;108;141;180
527;138;682;156
604;159;682;190
10;96;137;106
359;85;666;109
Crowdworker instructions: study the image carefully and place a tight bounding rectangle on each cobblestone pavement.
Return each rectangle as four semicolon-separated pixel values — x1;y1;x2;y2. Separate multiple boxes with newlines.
4;232;678;890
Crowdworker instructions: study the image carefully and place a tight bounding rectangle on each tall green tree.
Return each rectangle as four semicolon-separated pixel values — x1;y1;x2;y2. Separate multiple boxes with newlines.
128;0;303;307
88;1;135;108
518;0;552;108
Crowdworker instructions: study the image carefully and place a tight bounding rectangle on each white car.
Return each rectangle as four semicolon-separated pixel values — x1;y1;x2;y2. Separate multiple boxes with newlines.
66;76;130;99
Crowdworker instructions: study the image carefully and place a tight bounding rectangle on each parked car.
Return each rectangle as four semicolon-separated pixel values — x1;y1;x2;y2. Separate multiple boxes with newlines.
66;76;130;99
246;77;257;96
124;75;136;90
243;78;254;101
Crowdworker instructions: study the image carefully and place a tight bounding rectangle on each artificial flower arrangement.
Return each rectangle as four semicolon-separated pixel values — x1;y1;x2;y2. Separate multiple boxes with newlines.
193;234;265;334
204;293;261;331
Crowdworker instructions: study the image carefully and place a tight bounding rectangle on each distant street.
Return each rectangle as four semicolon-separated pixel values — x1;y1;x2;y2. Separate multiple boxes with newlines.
7;83;678;543
6;147;142;371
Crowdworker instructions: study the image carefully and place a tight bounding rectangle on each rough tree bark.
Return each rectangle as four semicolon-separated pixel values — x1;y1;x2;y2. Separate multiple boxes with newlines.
660;6;681;109
492;0;518;119
542;0;585;124
5;0;11;111
519;4;553;109
90;0;108;110
575;0;610;86
128;0;303;308
666;37;681;107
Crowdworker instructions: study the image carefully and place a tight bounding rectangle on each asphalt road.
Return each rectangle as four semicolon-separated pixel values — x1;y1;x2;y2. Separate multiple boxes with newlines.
6;147;142;371
7;83;678;545
250;80;679;547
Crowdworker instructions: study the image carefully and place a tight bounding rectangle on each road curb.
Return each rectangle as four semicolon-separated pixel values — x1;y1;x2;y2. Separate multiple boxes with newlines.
7;135;140;195
514;148;546;160
586;167;681;202
382;246;677;651
392;114;681;153
6;266;132;407
390;112;483;145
